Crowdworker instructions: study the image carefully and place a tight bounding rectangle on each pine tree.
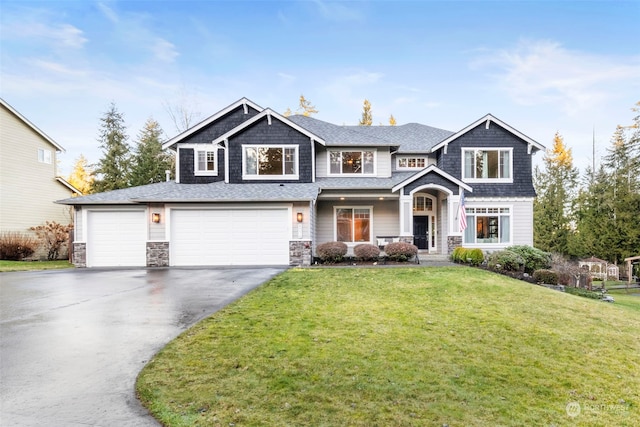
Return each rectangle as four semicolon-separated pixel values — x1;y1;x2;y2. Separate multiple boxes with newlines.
67;154;95;194
129;118;174;186
359;99;372;126
533;132;579;254
93;103;131;192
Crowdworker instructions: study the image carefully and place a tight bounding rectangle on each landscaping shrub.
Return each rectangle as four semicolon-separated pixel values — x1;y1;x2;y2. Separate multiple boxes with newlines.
316;241;348;263
506;245;551;274
533;269;559;285
487;250;525;272
466;248;485;266
30;221;73;260
0;232;38;261
353;243;380;261
451;247;467;263
384;241;418;262
565;286;602;300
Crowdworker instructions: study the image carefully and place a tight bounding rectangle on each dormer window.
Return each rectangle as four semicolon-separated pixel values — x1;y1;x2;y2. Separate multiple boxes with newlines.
243;145;298;180
329;150;375;175
195;149;217;175
462;148;512;182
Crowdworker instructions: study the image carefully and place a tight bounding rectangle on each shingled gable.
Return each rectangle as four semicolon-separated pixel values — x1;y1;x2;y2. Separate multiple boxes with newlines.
430;114;545;155
391;164;472;194
162;97;264;150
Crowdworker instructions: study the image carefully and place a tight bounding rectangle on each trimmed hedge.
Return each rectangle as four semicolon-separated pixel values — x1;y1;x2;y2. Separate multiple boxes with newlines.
316;241;348;263
384;241;418;262
354;244;380;261
533;269;559;285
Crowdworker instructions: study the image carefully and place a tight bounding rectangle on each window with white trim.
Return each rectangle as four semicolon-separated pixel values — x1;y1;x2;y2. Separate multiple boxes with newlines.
195;149;216;175
243;145;298;179
397;157;426;169
335;207;372;243
329;150;375;175
463;207;511;244
462;148;512;181
38;148;52;164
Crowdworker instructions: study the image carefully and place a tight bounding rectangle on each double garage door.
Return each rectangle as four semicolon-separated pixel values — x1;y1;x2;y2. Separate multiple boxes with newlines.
85;208;290;267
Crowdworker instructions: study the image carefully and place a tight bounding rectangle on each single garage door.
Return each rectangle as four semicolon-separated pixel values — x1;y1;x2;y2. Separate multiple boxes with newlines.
86;210;147;267
170;208;290;266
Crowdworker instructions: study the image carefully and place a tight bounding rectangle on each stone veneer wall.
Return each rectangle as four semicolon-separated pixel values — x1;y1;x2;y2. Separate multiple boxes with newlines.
147;242;170;267
72;242;86;268
290;241;312;266
447;236;462;254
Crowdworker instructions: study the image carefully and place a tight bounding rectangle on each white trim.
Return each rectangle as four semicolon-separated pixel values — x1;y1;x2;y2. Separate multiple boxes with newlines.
392;164;472;193
1;98;66;152
56;177;82;195
212;108;326;147
462;204;513;247
241;144;299;180
194;147;218;176
431;114;545;153
162;97;264;150
396;156;427;170
311;137;316;183
333;205;374;244
461;147;513;183
327;149;378;176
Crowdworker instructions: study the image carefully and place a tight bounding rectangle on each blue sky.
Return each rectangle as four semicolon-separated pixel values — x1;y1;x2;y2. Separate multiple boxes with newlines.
1;0;638;176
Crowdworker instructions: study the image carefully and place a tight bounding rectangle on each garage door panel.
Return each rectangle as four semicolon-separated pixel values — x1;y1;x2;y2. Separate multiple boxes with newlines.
87;211;146;267
170;209;289;266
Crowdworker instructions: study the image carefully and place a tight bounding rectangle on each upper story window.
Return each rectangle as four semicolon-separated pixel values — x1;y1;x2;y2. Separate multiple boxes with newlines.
243;145;298;180
397;157;426;169
38;148;52;164
329;150;375;175
195;149;216;175
462;148;512;182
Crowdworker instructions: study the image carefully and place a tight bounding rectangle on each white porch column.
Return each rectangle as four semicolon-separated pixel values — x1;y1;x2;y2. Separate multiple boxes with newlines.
399;194;412;236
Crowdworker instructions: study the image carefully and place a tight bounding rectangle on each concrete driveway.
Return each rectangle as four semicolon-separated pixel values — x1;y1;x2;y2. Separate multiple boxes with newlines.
0;267;286;426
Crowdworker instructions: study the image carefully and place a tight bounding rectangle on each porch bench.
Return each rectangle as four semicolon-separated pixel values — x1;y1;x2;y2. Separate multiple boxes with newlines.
376;236;401;249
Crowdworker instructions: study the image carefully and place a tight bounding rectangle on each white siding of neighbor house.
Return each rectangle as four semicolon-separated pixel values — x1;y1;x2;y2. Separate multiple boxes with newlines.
315;199;399;248
0;104;76;242
315;146;392;178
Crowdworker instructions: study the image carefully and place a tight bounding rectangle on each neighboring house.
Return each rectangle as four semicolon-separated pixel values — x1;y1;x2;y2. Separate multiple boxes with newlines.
57;98;544;268
0;98;81;258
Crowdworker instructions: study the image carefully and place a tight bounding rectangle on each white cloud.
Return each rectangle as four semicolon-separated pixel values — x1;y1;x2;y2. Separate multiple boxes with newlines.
472;39;640;115
152;38;179;62
311;0;364;22
97;2;119;24
5;21;87;49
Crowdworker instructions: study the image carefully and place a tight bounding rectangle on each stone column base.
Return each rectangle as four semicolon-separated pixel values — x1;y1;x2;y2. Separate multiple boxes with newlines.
147;242;170;267
290;241;312;266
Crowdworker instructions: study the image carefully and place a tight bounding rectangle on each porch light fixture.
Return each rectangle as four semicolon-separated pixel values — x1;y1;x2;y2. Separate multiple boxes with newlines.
152;213;161;223
297;212;303;223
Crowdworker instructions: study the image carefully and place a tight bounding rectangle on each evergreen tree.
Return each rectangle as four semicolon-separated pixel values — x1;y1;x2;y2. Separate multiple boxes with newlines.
359;99;372;126
129;118;174;186
67;154;95;194
533;132;579;254
93;103;131;192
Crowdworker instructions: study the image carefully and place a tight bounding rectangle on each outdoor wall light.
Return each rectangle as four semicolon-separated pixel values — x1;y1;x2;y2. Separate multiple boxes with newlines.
297;212;304;223
152;213;161;223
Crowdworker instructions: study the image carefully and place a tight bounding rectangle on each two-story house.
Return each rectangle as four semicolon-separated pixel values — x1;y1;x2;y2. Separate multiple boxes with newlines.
1;98;81;259
57;97;544;268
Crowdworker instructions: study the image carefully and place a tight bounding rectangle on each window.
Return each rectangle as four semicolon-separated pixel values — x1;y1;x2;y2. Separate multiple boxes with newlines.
243;145;298;179
462;149;512;181
38;148;52;164
413;195;433;212
397;157;426;169
463;207;511;245
195;149;216;175
335;207;372;242
329;150;375;175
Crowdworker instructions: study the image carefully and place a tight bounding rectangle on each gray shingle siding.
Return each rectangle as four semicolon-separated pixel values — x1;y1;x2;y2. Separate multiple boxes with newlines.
226;117;313;184
180;106;260;145
178;148;225;184
402;172;459;196
436;122;536;198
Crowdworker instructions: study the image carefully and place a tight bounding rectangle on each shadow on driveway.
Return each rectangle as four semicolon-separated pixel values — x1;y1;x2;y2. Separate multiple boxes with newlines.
0;266;286;426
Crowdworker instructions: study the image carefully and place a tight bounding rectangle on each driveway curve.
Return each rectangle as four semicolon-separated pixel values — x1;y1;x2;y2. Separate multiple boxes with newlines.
0;267;285;426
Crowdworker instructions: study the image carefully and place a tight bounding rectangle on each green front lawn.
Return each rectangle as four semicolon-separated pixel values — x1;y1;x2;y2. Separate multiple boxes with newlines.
0;260;74;272
137;267;640;426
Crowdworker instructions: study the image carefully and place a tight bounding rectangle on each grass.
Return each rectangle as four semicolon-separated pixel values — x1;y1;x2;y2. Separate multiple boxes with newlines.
0;260;74;272
136;267;640;426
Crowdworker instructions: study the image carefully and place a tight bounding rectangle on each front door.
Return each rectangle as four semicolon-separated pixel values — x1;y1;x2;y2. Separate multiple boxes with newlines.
413;217;428;250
